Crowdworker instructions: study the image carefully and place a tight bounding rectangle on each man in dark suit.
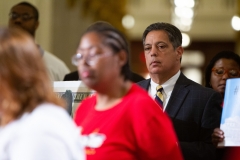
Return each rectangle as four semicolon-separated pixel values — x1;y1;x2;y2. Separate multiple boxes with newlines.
137;22;222;160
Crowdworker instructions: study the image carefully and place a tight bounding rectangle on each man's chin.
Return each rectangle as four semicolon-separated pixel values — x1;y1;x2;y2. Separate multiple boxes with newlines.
150;69;163;75
9;26;33;36
9;25;24;31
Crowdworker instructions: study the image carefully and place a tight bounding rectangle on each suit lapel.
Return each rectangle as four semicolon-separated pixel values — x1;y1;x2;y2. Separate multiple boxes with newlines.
165;73;190;118
138;76;191;119
137;79;151;91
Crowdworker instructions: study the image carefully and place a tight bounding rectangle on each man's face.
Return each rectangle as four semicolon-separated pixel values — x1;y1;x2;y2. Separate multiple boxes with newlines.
8;5;39;37
143;30;183;78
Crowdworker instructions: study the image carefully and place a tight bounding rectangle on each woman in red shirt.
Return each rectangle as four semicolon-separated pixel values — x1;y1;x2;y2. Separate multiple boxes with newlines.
72;21;183;160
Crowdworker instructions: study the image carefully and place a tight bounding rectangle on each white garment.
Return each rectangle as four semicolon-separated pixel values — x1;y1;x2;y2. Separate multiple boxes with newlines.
149;70;180;110
43;50;70;81
0;103;85;160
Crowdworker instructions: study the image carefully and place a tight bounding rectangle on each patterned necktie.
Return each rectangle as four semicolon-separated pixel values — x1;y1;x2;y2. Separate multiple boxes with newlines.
155;85;164;108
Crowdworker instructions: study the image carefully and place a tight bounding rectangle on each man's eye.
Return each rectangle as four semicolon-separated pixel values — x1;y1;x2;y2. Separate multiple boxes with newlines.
144;47;150;51
10;13;18;19
158;45;166;50
22;14;31;19
158;45;164;48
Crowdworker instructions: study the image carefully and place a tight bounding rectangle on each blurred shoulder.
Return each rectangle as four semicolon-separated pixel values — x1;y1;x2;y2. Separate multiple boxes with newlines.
137;78;150;89
43;51;69;70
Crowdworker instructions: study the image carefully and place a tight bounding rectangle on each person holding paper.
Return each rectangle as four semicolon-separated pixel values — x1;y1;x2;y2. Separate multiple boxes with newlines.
73;21;183;160
205;51;240;98
205;50;240;160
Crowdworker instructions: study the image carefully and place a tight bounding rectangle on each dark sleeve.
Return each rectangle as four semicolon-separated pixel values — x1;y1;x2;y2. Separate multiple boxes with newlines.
129;72;145;83
63;71;79;81
63;75;68;81
179;91;222;160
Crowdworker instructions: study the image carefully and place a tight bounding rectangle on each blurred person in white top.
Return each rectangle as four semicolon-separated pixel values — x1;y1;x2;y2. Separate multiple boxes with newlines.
0;27;85;160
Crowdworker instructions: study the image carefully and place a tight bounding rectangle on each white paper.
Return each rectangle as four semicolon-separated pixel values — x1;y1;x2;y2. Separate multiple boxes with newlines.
218;78;240;146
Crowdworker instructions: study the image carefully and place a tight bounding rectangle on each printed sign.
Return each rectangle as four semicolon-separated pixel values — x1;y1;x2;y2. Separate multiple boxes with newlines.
53;81;94;117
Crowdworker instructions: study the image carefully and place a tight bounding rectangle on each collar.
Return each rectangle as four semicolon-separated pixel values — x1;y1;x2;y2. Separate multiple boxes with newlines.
150;70;181;97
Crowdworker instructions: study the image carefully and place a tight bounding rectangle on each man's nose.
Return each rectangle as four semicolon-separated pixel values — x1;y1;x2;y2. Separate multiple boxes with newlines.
12;16;23;23
150;46;158;56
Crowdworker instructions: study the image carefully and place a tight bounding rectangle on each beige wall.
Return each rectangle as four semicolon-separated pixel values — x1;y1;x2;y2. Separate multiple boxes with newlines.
51;0;92;71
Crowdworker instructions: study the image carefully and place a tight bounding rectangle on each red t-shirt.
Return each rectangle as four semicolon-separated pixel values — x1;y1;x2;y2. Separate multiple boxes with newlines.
74;84;183;160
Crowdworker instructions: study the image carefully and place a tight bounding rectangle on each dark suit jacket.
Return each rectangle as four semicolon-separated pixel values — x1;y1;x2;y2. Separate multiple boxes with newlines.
138;72;222;160
63;71;79;81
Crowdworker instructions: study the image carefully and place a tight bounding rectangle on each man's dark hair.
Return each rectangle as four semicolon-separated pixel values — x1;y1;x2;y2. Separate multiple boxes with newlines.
205;50;240;88
84;21;131;80
13;1;39;21
142;22;182;49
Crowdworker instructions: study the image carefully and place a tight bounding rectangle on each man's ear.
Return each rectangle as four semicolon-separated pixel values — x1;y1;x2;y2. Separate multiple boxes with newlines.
176;46;184;61
34;21;39;30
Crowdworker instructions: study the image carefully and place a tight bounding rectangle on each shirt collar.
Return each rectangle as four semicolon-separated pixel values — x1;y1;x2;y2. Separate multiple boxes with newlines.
150;70;180;95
